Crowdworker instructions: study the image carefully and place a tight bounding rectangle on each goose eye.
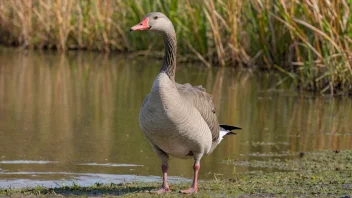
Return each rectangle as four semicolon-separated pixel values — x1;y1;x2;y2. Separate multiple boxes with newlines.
153;16;158;20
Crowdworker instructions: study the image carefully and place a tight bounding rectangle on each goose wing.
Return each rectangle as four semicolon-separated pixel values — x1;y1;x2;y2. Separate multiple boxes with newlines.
176;83;219;141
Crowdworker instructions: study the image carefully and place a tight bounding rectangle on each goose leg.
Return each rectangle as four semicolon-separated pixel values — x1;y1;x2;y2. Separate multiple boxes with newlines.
160;163;171;191
180;159;200;194
150;145;171;193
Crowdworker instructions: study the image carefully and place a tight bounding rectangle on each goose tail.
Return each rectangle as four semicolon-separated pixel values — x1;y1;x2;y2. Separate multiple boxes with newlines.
219;124;241;141
208;124;242;154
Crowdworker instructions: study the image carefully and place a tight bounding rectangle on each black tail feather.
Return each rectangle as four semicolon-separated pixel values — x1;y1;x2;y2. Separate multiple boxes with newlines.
219;124;242;131
225;131;237;136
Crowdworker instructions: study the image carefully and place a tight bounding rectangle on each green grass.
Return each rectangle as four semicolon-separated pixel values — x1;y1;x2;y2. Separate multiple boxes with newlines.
1;150;351;197
0;0;351;94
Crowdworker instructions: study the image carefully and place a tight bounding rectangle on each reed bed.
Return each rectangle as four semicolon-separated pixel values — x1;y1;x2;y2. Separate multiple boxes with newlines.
0;0;351;94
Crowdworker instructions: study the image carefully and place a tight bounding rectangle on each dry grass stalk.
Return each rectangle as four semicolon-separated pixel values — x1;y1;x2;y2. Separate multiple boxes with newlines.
0;0;351;94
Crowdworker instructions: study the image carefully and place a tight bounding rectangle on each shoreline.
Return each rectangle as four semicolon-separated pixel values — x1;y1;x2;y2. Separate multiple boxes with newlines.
1;150;351;197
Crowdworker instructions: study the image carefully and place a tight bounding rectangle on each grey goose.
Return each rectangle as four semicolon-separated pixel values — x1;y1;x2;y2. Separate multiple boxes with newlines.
130;12;241;194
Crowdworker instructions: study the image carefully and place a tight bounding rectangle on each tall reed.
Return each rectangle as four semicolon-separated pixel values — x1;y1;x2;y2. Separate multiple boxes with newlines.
247;0;352;94
0;0;351;94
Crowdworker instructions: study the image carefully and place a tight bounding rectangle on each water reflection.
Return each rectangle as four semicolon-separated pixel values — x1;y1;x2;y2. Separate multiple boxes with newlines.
0;49;351;187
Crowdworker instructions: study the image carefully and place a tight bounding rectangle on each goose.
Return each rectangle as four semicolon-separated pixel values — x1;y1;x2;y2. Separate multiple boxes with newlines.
130;12;241;194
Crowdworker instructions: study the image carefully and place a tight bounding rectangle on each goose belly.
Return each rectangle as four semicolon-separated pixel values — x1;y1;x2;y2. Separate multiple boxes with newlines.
139;103;212;159
148;132;193;159
140;118;209;159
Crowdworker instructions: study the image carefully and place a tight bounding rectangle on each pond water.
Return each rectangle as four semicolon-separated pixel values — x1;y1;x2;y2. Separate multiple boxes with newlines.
0;49;351;188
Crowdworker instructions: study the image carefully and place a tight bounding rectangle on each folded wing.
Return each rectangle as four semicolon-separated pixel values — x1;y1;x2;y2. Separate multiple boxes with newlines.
176;83;220;141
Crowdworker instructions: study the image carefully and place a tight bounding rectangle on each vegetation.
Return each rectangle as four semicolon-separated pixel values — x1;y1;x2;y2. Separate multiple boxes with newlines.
0;0;352;94
1;150;351;197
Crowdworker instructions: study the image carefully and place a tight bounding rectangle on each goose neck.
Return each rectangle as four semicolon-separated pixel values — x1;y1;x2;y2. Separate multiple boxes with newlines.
160;30;177;81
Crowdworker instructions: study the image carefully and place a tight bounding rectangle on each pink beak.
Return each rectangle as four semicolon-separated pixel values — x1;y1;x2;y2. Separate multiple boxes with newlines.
130;17;150;31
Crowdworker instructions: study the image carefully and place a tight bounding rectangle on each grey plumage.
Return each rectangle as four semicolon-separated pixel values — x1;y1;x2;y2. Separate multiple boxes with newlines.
133;12;241;193
176;83;220;141
138;12;241;160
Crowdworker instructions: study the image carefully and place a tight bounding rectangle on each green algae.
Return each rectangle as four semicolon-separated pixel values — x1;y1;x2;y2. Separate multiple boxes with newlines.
1;150;351;197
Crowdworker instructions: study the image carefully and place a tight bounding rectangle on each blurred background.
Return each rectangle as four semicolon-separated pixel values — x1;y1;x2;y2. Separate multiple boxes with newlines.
0;0;351;93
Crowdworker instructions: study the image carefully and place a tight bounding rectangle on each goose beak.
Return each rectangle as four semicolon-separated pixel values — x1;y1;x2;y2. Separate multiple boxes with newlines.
130;17;150;31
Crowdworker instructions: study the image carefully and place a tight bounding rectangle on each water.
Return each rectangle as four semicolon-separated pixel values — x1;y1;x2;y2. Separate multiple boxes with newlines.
0;49;351;188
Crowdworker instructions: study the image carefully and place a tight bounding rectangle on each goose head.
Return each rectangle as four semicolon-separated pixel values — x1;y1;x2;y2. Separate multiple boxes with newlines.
130;12;174;35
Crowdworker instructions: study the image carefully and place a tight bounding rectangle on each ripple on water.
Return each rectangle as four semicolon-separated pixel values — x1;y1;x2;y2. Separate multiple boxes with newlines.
77;163;144;167
245;152;291;157
0;160;57;164
0;171;190;189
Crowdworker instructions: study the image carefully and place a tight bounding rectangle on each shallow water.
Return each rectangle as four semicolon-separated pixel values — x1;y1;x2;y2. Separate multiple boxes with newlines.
0;49;351;188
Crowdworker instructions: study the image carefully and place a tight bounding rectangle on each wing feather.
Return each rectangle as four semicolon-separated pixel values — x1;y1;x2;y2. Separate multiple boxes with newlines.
176;83;219;141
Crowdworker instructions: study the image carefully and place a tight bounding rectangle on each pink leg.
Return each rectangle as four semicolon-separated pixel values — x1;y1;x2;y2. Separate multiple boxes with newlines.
180;162;200;194
151;164;171;193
